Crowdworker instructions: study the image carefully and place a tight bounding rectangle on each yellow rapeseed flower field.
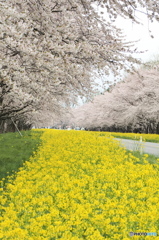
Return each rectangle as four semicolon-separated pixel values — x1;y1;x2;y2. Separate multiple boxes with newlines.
0;130;159;239
108;132;159;143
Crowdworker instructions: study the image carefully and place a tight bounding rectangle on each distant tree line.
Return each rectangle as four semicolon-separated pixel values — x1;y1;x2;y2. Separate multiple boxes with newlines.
68;66;159;134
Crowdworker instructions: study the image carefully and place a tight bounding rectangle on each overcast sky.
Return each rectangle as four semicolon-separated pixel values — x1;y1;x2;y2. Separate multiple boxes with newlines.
115;13;159;62
78;10;159;105
98;11;159;88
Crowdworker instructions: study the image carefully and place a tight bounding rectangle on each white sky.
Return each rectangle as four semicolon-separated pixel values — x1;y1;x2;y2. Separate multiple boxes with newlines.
115;14;159;62
78;10;159;105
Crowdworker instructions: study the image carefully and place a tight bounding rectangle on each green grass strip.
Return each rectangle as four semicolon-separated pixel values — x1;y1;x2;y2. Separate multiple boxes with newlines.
0;130;43;182
126;149;159;165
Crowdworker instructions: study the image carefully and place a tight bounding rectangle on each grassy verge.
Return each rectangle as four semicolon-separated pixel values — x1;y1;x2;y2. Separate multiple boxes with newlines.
0;130;43;182
126;149;159;165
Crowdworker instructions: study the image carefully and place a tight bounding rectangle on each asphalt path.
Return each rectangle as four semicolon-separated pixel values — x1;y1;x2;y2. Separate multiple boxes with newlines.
115;138;159;156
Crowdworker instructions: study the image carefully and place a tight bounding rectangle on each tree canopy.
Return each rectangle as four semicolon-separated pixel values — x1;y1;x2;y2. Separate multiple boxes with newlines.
68;65;159;133
0;0;159;130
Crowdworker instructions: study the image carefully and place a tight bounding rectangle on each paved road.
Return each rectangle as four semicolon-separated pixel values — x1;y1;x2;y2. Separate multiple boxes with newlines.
115;138;159;156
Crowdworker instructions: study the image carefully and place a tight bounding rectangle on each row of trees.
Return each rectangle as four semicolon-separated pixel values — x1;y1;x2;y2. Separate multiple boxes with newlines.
68;65;159;133
0;0;159;132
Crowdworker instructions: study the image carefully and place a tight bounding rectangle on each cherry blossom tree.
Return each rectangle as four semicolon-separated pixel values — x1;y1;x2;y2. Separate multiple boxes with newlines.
69;66;159;133
0;0;159;131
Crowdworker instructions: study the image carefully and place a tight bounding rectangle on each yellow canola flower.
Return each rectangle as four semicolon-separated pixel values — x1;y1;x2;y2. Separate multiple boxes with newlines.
106;131;159;143
0;129;159;239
